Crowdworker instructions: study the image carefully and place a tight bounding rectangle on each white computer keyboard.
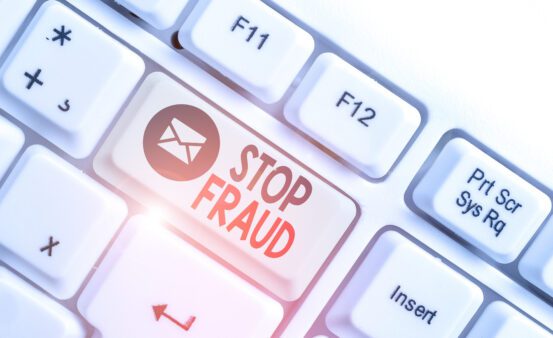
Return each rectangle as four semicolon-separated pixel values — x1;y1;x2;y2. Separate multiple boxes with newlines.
0;0;552;337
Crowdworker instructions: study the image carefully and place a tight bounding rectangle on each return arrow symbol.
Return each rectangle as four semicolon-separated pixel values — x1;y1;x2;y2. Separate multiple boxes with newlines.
152;304;196;331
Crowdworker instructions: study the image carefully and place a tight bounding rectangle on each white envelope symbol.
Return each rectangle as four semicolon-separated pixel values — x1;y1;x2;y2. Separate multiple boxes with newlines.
157;118;207;165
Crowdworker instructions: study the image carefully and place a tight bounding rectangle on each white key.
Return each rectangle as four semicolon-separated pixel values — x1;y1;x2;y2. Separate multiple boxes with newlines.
114;0;190;29
79;215;283;338
326;231;483;338
0;116;24;179
0;1;144;158
0;267;86;338
412;138;551;263
519;218;553;298
179;0;314;103
285;53;420;179
0;145;127;299
94;72;358;301
0;0;35;57
466;302;552;338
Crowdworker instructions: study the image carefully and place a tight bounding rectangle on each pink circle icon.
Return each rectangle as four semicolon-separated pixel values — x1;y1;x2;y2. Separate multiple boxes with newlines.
143;104;220;181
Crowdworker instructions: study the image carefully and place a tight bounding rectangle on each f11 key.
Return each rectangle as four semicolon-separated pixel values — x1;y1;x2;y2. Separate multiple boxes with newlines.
179;0;314;103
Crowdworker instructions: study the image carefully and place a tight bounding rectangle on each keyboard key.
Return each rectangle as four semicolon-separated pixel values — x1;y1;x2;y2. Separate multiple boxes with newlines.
519;218;553;298
0;145;127;299
179;0;314;103
0;116;24;179
285;53;420;179
114;0;190;29
412;138;551;263
466;301;551;338
79;215;283;338
94;72;358;301
0;267;86;338
0;0;35;57
0;1;144;158
326;231;483;338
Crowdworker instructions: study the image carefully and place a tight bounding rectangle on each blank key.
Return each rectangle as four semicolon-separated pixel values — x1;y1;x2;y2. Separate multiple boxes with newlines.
326;231;482;338
114;0;190;29
0;267;86;338
466;302;552;338
519;218;553;298
0;116;24;180
0;0;35;57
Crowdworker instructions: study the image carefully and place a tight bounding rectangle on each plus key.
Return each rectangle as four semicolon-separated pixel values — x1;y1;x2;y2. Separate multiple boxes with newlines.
24;68;44;90
0;1;144;158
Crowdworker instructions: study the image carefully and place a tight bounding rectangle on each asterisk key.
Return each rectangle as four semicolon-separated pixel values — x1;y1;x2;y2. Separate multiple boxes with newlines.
52;25;72;46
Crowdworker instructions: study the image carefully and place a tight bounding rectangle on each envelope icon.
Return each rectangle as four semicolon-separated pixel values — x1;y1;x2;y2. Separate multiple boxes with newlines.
157;118;207;165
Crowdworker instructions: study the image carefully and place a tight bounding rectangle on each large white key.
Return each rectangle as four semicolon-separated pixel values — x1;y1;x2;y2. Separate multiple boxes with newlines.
413;138;551;263
0;1;144;158
0;116;24;179
0;145;127;299
79;216;283;338
519;218;553;298
94;72;358;301
179;0;314;103
0;0;35;57
466;302;552;338
285;53;420;179
326;231;483;338
114;0;190;29
0;267;86;338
